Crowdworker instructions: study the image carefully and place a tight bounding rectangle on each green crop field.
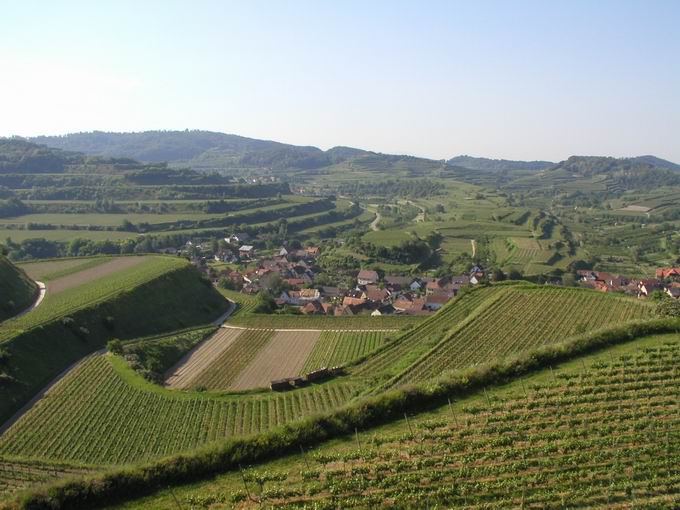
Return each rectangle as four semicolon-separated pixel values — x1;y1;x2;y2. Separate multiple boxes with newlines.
0;354;360;465
103;333;680;510
189;329;275;390
0;228;137;242
301;331;388;373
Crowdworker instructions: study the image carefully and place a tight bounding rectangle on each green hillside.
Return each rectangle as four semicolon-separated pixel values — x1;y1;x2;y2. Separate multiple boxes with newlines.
0;256;37;322
0;256;229;423
114;334;679;510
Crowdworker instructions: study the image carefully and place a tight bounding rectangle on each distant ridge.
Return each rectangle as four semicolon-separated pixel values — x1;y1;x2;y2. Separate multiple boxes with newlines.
447;155;554;173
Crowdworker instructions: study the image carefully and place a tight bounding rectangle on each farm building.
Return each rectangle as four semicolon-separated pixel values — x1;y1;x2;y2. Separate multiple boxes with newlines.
357;269;379;285
239;245;255;259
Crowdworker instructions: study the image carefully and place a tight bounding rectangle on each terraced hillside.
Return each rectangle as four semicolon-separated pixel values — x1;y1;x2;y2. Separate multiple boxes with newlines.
145;335;677;510
0;256;229;423
0;282;661;506
354;283;653;388
0;256;37;322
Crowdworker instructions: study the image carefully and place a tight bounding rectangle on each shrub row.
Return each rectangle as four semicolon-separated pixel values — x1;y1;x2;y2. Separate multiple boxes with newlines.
10;317;680;510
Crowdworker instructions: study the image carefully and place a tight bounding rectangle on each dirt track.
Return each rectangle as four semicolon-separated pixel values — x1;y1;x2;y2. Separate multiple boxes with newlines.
229;330;321;390
47;256;149;295
165;328;244;389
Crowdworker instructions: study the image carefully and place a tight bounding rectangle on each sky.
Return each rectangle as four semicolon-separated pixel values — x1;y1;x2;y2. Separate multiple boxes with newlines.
1;0;679;163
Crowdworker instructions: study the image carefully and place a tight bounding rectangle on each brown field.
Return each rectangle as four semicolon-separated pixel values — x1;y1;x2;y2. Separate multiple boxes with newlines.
47;256;149;295
164;328;244;389
20;258;96;280
229;330;321;390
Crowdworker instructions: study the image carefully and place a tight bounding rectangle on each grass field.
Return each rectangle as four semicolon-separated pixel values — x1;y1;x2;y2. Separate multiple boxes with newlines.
101;333;680;510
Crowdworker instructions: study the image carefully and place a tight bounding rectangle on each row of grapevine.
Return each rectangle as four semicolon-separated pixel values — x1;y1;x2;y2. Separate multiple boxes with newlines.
301;331;388;373
216;341;679;509
353;285;506;378
226;314;422;330
390;286;652;387
0;356;360;465
190;329;274;390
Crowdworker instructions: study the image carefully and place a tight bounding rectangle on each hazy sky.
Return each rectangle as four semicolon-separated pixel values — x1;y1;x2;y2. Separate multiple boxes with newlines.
2;0;679;162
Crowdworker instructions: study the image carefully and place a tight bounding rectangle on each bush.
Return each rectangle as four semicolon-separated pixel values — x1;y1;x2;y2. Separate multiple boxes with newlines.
107;339;124;355
657;298;680;318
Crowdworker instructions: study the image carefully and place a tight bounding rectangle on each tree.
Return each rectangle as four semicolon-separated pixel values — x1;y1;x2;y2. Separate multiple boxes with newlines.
107;339;124;355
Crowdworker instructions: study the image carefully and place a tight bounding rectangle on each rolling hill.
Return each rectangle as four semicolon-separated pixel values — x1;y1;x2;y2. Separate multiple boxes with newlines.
448;155;554;173
0;256;37;322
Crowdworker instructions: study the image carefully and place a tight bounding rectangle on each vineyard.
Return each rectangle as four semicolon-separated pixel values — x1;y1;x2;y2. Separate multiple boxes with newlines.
19;256;112;282
226;313;422;330
216;288;259;317
301;331;389;373
387;286;652;387
189;329;275;390
0;355;360;465
164;336;679;510
0;457;95;498
0;256;183;340
352;284;652;387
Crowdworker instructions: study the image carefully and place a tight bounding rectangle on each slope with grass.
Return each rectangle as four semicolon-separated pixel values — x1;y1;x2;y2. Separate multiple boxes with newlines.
0;257;37;322
0;256;229;423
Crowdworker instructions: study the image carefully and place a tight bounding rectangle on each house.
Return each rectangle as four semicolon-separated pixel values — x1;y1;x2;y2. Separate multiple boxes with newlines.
403;298;432;316
657;268;680;280
409;279;424;291
279;247;289;257
305;246;320;258
371;304;396;316
227;232;251;245
342;296;367;307
393;294;415;312
239;245;255;259
320;286;344;299
425;293;449;311
357;269;379;286
384;275;413;291
362;285;390;303
280;289;321;306
301;301;324;315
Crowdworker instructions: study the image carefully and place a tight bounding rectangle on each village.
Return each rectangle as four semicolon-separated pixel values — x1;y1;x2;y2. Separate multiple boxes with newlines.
178;231;680;318
577;268;680;299
179;232;487;317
